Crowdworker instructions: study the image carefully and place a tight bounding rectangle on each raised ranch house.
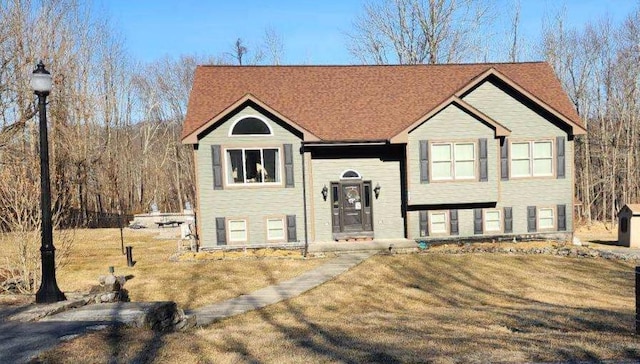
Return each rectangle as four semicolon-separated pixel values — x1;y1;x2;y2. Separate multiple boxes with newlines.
181;63;586;249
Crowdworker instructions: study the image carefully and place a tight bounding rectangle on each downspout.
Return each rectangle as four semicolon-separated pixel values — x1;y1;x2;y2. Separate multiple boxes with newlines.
300;145;310;257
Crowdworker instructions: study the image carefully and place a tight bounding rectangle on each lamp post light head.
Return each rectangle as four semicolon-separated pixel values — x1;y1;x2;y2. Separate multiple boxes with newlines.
31;61;52;95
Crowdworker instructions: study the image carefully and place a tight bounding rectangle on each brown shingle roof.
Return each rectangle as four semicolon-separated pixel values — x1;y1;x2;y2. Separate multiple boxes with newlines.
182;62;584;142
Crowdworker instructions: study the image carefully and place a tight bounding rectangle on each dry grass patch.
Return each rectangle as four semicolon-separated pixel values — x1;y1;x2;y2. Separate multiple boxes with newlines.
0;228;324;309
39;253;640;363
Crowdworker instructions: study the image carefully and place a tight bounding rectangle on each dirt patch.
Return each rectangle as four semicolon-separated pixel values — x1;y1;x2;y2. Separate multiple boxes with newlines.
0;293;32;306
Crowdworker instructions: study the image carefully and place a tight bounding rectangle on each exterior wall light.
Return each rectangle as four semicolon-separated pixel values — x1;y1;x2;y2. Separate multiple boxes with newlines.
321;185;328;201
374;183;381;199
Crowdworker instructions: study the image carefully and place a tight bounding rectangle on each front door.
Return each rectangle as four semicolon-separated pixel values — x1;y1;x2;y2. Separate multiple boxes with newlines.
331;181;373;238
341;183;363;231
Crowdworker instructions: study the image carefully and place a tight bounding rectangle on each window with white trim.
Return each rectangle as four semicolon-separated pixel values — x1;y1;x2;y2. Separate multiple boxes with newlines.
228;219;247;242
266;218;285;241
485;210;501;232
538;207;555;230
226;148;280;184
511;141;553;177
230;117;272;135
431;142;475;180
429;211;448;234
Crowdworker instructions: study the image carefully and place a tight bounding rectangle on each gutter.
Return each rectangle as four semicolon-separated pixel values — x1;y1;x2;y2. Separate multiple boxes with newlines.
300;144;309;257
302;139;390;148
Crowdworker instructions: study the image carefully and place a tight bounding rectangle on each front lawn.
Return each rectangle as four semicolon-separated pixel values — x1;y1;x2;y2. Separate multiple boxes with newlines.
39;252;640;363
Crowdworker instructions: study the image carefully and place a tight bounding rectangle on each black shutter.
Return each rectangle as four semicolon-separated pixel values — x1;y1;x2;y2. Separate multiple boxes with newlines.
287;215;297;242
211;145;223;190
419;211;429;236
556;136;565;179
449;209;459;235
503;207;513;233
527;206;537;232
420;140;429;183
500;138;509;181
474;208;483;235
557;204;566;231
284;144;294;187
216;217;226;245
479;138;488;182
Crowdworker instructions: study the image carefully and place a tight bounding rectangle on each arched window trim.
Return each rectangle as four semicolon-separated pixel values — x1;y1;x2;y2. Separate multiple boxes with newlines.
228;115;274;137
340;169;362;180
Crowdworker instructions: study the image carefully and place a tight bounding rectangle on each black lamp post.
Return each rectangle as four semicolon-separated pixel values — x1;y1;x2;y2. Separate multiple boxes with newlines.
32;61;65;303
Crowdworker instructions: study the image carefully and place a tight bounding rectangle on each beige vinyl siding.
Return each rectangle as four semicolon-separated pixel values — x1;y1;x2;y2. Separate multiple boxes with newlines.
463;80;574;235
310;158;404;241
197;106;304;247
409;81;575;240
407;103;499;205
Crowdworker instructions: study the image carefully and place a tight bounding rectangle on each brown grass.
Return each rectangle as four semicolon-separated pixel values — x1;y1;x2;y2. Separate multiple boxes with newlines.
38;252;640;363
0;228;324;309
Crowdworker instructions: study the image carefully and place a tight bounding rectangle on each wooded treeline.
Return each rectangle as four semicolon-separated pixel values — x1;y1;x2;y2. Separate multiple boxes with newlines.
0;0;205;230
0;0;638;231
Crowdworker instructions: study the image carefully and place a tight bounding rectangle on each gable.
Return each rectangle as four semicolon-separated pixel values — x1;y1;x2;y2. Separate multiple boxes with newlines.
392;96;509;143
462;80;575;138
197;104;303;145
183;95;319;144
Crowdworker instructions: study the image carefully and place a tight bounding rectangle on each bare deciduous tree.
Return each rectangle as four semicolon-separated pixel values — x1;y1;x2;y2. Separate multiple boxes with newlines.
347;0;494;64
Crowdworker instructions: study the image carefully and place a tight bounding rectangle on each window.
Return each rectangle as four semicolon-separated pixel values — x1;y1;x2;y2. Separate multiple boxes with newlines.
267;218;285;240
485;210;501;232
226;148;280;184
511;141;553;177
429;211;448;234
228;219;247;242
340;169;362;179
230;117;272;135
431;142;475;180
538;208;555;229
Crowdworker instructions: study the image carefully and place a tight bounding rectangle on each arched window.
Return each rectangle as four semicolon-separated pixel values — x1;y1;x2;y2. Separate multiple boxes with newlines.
340;169;362;179
230;116;272;135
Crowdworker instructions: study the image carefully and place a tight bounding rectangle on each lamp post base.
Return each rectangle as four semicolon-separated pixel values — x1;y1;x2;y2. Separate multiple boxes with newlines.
35;249;66;304
35;286;66;304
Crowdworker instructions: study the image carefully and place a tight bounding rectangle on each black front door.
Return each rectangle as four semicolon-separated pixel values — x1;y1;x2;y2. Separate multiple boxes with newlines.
331;181;373;237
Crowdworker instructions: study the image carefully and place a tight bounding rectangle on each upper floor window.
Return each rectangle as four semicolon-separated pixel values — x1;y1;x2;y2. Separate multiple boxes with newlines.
230;116;272;136
431;142;475;180
511;140;553;177
226;147;281;185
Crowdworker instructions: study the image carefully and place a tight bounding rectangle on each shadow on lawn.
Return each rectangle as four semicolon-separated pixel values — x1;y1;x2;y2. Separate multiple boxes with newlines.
95;252;639;362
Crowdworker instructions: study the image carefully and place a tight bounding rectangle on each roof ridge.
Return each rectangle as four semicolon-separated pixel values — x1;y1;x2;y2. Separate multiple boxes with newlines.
197;61;548;68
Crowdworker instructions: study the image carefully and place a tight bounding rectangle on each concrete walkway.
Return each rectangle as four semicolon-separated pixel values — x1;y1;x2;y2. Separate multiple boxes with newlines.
189;251;376;325
0;250;377;363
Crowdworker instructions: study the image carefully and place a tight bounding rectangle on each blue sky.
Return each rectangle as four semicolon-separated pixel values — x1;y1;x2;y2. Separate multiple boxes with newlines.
100;0;638;64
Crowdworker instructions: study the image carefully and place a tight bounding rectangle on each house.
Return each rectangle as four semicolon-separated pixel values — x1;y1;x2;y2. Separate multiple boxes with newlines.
181;63;586;249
